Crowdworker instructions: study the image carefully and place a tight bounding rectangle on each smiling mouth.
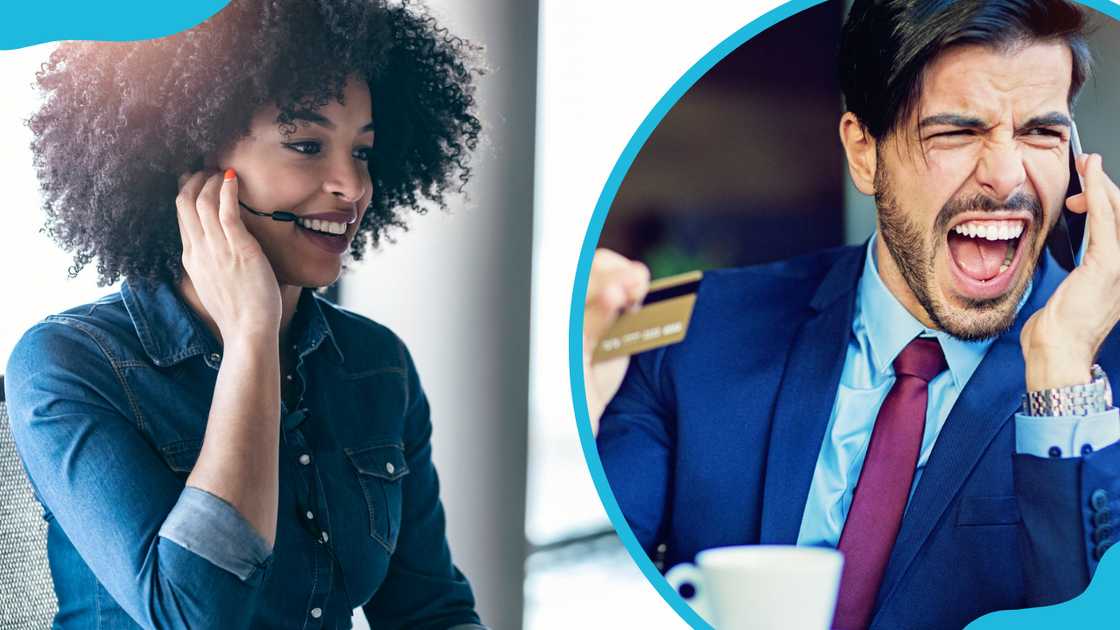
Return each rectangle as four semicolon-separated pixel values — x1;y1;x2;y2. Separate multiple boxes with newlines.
295;217;349;237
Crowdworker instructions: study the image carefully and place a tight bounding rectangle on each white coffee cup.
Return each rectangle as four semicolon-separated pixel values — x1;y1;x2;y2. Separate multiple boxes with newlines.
664;545;844;629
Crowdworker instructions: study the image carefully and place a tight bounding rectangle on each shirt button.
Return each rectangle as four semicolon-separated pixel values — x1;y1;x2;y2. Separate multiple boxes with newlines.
299;454;311;465
286;374;294;381
1082;444;1095;456
1048;446;1062;458
321;531;329;543
310;607;322;619
386;462;395;475
306;510;314;520
209;352;221;363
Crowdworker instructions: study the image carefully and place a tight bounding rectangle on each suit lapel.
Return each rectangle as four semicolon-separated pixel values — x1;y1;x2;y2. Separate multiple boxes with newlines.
873;252;1068;616
759;247;864;544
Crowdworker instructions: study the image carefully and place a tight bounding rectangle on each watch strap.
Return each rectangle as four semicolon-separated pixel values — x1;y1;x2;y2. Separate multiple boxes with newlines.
1023;364;1113;416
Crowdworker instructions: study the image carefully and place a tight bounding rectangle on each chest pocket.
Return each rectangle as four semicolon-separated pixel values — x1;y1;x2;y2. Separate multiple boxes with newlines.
957;495;1021;526
345;442;410;553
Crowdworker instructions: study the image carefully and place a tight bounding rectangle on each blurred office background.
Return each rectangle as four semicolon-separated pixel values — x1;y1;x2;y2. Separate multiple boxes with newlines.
2;1;1118;629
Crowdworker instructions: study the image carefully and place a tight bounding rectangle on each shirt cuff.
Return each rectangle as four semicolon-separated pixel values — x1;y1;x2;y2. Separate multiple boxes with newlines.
1014;407;1120;458
159;486;273;582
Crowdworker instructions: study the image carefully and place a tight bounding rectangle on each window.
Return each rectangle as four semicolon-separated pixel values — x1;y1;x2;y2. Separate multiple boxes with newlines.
0;43;118;367
524;2;777;627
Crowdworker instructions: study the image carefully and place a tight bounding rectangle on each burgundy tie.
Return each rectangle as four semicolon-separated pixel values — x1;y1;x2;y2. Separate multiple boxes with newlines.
833;337;947;630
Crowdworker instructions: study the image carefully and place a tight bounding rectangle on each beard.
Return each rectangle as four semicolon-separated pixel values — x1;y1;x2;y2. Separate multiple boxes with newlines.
873;159;1044;341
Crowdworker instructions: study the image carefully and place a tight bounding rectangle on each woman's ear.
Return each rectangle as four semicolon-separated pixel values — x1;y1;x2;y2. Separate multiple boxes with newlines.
839;112;878;196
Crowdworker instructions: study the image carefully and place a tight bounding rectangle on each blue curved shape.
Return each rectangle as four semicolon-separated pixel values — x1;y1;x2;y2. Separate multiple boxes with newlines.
1;1;229;50
566;0;1120;628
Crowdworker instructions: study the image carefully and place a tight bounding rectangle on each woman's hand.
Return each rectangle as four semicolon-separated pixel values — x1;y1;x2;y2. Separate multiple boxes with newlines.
176;169;282;342
583;248;651;433
176;168;284;547
1021;153;1120;390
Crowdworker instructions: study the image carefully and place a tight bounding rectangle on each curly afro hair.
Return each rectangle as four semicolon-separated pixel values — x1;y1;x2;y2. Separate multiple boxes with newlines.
28;0;483;285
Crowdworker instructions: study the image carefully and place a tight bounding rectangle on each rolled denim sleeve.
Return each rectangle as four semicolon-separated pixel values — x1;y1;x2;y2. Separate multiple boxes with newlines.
1015;408;1120;458
159;486;272;583
361;340;484;630
5;320;270;629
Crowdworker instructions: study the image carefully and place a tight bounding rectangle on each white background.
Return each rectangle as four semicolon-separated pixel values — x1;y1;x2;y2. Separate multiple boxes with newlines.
525;1;787;627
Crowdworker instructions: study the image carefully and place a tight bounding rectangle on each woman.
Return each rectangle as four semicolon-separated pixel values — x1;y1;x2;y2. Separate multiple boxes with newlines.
5;1;485;628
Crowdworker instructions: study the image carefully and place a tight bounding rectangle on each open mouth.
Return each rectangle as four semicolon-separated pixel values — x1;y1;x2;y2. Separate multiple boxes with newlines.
945;216;1030;300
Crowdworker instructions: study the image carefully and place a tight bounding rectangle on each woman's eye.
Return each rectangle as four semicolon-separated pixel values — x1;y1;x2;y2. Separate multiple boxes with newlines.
353;147;374;161
283;141;321;155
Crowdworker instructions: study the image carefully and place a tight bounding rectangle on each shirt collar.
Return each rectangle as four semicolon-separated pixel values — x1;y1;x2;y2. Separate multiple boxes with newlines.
121;278;344;367
290;287;346;364
858;234;1030;389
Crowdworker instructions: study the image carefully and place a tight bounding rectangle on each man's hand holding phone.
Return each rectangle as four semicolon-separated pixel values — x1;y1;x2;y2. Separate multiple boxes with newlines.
1022;153;1120;391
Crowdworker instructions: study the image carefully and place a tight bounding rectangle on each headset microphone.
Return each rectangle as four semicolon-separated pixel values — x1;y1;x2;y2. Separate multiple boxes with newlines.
239;200;298;223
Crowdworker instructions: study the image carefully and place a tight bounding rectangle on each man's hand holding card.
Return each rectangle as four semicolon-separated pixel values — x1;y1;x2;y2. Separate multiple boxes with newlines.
583;249;701;432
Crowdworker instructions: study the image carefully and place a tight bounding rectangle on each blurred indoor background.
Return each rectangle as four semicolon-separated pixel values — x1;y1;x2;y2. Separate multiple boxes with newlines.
2;1;1117;629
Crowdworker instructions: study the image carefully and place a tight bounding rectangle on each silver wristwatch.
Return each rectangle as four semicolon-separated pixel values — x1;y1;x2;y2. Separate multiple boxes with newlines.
1023;364;1113;416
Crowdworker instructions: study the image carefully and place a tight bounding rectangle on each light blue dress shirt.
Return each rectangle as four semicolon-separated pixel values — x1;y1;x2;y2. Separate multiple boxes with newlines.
796;234;1120;548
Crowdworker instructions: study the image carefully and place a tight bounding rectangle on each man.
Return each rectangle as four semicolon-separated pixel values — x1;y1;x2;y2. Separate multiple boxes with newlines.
584;0;1120;628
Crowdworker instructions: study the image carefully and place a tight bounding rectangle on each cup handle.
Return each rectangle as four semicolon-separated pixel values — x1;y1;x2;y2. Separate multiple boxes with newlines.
664;562;712;624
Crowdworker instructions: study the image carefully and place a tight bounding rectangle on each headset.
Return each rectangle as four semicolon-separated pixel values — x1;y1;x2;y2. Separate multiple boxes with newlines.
239;200;298;223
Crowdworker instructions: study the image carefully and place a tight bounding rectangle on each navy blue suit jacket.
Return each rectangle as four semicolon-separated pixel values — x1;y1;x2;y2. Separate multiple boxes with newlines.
597;244;1120;629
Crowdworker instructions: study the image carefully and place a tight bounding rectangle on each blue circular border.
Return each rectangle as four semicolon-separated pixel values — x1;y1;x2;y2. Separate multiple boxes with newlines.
567;0;1120;628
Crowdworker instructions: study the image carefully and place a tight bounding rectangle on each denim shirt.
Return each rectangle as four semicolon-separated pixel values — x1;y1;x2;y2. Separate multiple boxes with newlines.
5;278;484;630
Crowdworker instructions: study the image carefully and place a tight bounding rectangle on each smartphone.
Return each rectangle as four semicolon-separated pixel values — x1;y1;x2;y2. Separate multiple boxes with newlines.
1046;120;1086;271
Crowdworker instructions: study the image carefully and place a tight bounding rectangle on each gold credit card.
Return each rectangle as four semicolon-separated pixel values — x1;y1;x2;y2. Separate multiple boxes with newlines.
591;270;702;364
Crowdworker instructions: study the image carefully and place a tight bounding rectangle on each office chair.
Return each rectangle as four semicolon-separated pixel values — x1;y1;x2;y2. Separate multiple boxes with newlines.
0;374;59;628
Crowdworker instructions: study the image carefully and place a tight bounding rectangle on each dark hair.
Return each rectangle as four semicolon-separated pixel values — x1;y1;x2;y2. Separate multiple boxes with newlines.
839;0;1093;141
28;0;482;285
